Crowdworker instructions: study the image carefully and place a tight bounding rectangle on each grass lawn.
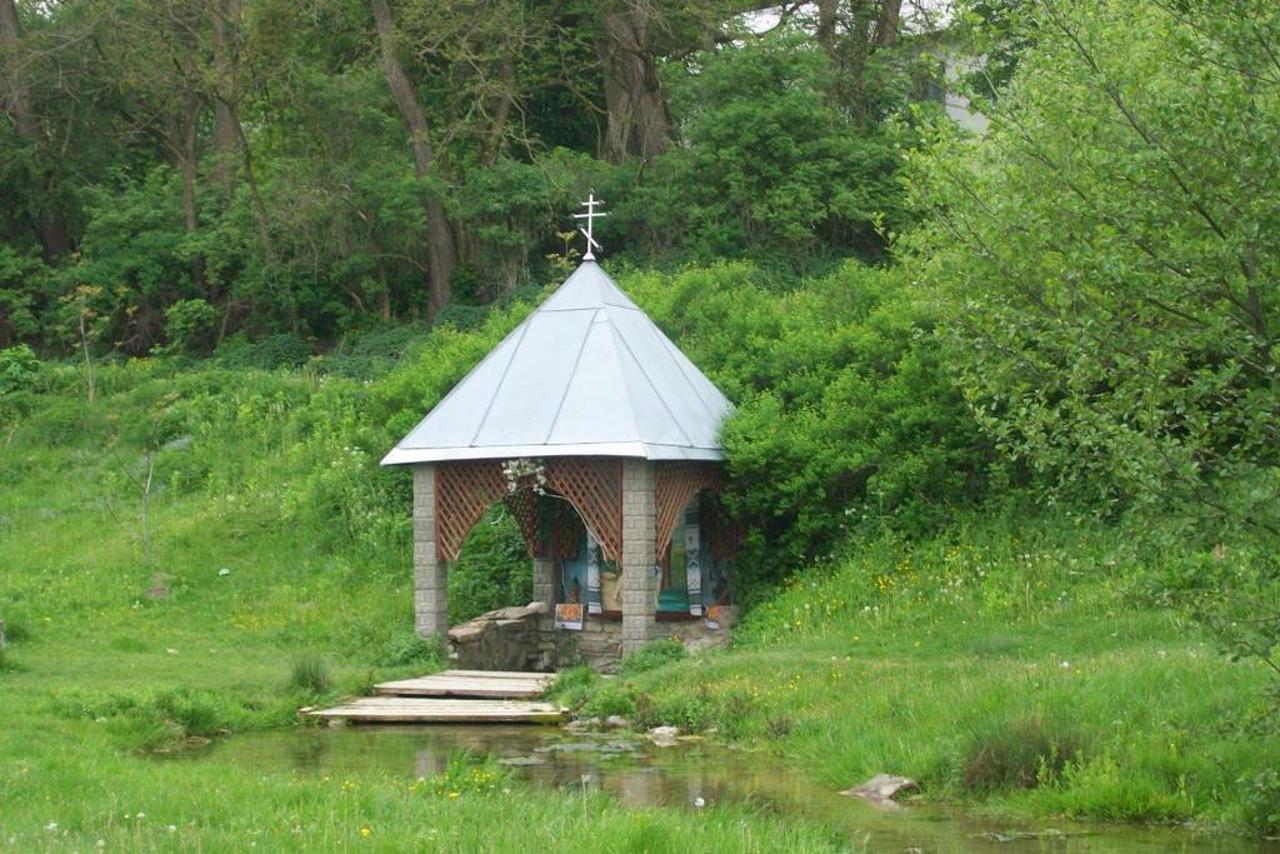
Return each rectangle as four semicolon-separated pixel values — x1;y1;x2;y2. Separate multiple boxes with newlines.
556;525;1280;836
3;362;1278;848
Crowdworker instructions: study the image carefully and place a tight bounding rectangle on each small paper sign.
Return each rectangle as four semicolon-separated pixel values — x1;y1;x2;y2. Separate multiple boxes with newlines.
555;603;584;631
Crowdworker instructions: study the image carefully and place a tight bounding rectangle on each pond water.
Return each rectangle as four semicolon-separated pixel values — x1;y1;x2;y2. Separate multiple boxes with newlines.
203;724;1278;853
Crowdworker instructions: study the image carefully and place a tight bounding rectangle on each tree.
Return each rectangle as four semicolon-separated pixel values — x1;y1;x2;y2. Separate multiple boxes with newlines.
370;0;458;318
916;0;1280;529
912;0;1280;686
0;0;73;261
595;2;675;164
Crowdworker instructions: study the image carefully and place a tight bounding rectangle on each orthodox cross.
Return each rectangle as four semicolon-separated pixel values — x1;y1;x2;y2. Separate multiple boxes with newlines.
573;191;609;261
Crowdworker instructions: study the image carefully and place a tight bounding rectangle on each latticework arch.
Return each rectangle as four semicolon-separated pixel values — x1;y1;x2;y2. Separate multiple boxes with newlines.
546;458;623;563
435;458;624;564
435;461;508;562
654;461;725;557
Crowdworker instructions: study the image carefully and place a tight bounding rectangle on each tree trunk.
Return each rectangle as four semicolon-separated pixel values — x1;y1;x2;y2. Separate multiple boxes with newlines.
0;0;36;139
210;0;241;191
174;84;206;295
816;0;837;58
1;0;72;262
874;0;902;47
480;57;516;167
371;0;457;318
595;6;673;165
210;0;272;256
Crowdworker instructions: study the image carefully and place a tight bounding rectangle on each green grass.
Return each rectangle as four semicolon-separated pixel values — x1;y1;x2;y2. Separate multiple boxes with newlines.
3;356;1278;846
555;522;1280;835
0;359;856;851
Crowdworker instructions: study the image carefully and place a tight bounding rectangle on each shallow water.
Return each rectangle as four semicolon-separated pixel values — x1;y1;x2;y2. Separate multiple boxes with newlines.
203;724;1278;853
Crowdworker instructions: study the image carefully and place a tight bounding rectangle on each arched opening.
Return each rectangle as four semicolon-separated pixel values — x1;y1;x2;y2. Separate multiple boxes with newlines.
448;504;530;624
656;491;735;618
548;501;623;617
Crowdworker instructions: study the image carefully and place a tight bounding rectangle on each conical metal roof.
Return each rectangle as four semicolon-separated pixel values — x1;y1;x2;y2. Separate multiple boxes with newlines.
381;261;733;465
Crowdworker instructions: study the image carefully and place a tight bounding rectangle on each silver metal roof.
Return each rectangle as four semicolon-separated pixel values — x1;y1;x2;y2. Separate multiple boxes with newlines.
381;261;733;465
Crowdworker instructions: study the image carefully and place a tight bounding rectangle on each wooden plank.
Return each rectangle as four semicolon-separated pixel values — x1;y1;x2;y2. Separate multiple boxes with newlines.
374;669;554;700
308;696;565;724
442;670;552;681
376;677;548;699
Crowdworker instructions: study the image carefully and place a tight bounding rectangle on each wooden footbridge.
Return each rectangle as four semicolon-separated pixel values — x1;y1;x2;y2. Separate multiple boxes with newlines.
306;670;564;724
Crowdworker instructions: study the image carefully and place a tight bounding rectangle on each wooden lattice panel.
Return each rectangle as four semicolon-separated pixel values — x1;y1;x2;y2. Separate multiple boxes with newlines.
655;462;725;557
502;488;544;558
546;458;623;563
435;461;507;562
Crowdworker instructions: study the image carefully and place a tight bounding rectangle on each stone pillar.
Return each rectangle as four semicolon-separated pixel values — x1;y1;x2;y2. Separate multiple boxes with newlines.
532;557;555;609
413;464;447;639
621;459;657;655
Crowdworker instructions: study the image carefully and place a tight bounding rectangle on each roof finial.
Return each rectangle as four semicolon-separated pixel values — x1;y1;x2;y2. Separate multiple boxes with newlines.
573;191;609;261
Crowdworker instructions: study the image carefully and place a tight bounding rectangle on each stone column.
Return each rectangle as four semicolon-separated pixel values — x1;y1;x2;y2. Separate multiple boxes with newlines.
532;557;555;609
413;464;447;639
621;458;657;655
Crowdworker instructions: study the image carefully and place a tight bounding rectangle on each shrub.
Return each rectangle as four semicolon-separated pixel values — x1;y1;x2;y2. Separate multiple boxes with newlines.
420;752;511;797
1;619;30;644
0;344;40;395
54;687;243;752
548;665;598;703
617;638;688;677
577;682;639;721
214;333;312;370
631;688;718;733
287;655;333;696
447;505;530;623
961;716;1083;794
1240;770;1280;837
162;299;221;355
624;262;993;597
379;630;442;668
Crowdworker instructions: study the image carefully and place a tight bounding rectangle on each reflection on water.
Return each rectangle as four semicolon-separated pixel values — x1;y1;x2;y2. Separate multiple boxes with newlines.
202;725;1279;854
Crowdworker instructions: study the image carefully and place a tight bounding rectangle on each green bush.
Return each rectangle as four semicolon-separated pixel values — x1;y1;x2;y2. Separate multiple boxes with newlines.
1240;770;1280;837
961;716;1083;794
577;682;639;722
214;333;313;370
0;344;40;395
420;752;511;798
54;687;247;752
626;262;994;595
379;630;442;668
448;505;531;623
618;638;688;677
632;688;718;733
287;655;333;696
162;299;221;355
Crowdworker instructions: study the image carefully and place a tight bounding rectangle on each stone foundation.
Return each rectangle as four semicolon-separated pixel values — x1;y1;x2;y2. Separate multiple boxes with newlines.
447;603;548;671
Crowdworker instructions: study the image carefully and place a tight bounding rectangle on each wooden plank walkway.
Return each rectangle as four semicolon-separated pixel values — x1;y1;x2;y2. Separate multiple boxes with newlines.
375;671;553;700
307;670;563;724
308;697;564;724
